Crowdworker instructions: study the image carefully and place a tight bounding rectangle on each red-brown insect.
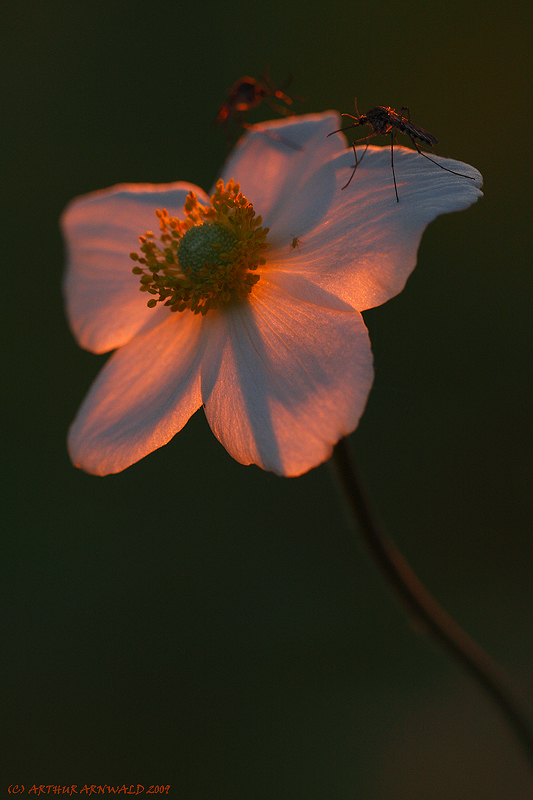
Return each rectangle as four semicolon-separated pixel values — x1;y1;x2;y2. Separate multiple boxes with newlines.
329;102;475;201
216;74;295;131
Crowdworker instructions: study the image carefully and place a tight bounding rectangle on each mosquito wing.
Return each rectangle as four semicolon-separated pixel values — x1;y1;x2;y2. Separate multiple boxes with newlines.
400;118;439;147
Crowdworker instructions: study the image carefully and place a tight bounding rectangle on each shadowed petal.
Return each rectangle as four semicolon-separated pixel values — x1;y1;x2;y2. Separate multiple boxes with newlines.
200;279;374;477
216;112;346;237
61;182;210;354
68;312;206;475
269;144;483;311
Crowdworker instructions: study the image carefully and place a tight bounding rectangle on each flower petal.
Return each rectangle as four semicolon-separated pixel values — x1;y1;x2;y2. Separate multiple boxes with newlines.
269;144;483;311
216;112;346;237
61;182;211;353
68;312;206;475
200;279;374;477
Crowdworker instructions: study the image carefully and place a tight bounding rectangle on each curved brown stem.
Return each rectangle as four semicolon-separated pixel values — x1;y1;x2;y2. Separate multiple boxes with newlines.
330;436;533;772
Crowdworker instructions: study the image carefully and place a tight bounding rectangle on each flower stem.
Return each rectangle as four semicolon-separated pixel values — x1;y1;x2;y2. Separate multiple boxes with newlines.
330;436;533;772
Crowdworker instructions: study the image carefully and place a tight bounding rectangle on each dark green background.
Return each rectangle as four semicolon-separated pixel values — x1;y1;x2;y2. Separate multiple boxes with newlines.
2;0;532;797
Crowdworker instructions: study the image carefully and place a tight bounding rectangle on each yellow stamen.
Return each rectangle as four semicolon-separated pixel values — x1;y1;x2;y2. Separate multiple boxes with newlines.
130;179;269;315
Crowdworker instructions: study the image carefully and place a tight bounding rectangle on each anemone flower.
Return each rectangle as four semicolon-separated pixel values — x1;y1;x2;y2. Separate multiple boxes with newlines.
62;111;482;477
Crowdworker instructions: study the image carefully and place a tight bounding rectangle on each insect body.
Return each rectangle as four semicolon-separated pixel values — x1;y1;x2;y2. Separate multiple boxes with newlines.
329;102;475;201
289;236;301;252
216;74;294;131
358;106;438;146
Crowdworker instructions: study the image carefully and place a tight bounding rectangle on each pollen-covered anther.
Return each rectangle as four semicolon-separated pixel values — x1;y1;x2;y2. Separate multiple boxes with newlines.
130;179;269;315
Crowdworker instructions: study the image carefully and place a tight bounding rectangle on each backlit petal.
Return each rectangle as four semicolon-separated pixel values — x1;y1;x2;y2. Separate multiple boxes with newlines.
68;312;206;475
200;279;374;477
61;182;210;353
269;145;483;311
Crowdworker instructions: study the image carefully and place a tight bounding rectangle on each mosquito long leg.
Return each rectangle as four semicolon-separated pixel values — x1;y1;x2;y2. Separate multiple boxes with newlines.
336;131;379;190
342;140;371;190
327;114;364;137
390;133;399;202
407;137;476;180
342;144;359;190
398;105;475;181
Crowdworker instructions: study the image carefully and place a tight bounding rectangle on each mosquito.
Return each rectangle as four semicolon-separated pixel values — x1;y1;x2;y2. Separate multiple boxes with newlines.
328;101;475;202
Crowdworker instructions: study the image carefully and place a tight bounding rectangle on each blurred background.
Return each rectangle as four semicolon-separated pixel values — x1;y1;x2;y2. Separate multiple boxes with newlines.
2;0;532;797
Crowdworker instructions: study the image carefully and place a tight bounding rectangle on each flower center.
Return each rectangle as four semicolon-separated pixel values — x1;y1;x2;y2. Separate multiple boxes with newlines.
177;222;237;276
130;179;269;315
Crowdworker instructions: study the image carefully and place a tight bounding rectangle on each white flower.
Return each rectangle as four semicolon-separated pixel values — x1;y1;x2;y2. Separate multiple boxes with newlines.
61;112;482;477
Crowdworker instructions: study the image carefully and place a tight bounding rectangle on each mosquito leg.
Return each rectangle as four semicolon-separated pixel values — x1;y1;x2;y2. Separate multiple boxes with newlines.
358;139;370;166
400;105;411;122
342;143;359;190
327;119;360;136
390;133;399;202
341;135;374;190
409;138;476;180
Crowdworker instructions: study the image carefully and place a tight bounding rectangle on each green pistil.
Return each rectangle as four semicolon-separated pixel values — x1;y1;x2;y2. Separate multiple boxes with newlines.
130;179;269;315
178;223;237;276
